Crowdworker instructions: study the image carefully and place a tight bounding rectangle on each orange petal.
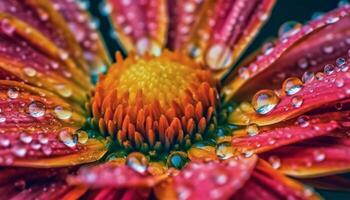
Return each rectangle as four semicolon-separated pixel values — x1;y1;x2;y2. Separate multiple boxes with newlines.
262;135;350;178
233;159;321;200
172;155;257;199
107;0;167;55
223;6;350;101
0;81;107;167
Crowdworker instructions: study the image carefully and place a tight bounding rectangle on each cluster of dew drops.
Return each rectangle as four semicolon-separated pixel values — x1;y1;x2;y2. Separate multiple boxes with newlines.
235;1;350;170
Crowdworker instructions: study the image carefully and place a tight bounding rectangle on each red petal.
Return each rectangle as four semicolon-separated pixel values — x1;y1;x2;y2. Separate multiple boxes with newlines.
50;0;111;74
302;175;350;191
0;81;107;167
68;162;168;188
223;6;350;101
231;119;338;154
172;155;257;200
262;135;350;178
107;0;167;55
82;188;151;200
233;159;320;200
229;65;350;126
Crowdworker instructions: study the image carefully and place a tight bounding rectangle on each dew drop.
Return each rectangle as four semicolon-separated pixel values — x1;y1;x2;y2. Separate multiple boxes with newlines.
261;42;274;55
1;18;15;35
335;78;345;88
291;96;303;108
302;71;315;83
20;132;32;144
324;64;335;75
322;45;334;54
42;145;52;156
215;142;235;160
282;77;303;95
54;106;72;120
28;101;45;118
7;87;19;99
268;155;281;169
55;84;72;98
77;130;89;144
297;115;310;128
326;16;340;24
205;44;232;70
0;115;6;123
297;57;308;69
38;134;49;144
0;136;10;147
59;129;78;148
246;123;259;136
243;150;254;158
314;151;326;162
215;174;228;185
238;67;250;80
315;72;324;80
23;67;37;77
127;152;149;173
278;21;302;40
252;89;279;115
11;145;27;157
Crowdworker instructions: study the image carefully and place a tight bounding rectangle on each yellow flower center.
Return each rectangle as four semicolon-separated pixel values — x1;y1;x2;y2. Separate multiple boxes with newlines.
91;51;219;160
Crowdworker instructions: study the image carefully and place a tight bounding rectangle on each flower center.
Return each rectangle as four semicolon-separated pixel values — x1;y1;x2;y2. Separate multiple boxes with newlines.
90;51;220;163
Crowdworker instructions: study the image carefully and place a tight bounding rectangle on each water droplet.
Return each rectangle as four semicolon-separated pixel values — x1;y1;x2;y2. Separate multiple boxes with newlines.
268;155;281;169
252;89;279;115
20;132;32;144
28;101;45;118
0;115;6;123
205;44;232;70
336;57;346;67
215;142;235;159
215;174;228;185
54;106;72;120
38;134;49;144
0;136;10;147
262;42;274;55
335;78;345;88
59;50;69;60
246;123;259;136
314;151;326;162
30;141;41;150
1;18;15;35
7;87;19;99
55;84;73;98
315;72;324;80
297;57;308;69
282;77;303;95
322;45;334;54
335;102;343;110
243;150;254;158
238;67;250;80
278;21;302;40
291;96;303;108
42;145;52;156
59;129;77;148
127;152;149;173
23;67;37;77
11;145;27;157
326;16;340;24
302;71;315;83
297;115;310;128
77;130;89;144
324;64;335;75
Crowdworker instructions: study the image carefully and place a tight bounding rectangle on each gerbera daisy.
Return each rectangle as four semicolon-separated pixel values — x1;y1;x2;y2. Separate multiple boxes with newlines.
0;0;349;199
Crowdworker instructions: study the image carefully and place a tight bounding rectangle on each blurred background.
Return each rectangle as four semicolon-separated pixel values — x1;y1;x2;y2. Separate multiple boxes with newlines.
85;0;348;199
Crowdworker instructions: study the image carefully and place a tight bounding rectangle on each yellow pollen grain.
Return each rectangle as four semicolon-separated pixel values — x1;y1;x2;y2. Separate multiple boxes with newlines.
118;59;196;105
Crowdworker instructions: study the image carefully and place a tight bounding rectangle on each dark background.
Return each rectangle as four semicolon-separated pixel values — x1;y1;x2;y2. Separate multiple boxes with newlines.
87;0;347;199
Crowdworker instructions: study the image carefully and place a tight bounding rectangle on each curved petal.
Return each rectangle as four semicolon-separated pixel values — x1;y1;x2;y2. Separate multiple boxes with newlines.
107;0;168;55
229;63;350;125
82;188;152;200
301;175;350;191
0;81;107;168
0;167;87;200
261;135;350;178
172;155;257;200
68;162;168;188
233;159;321;200
223;5;350;101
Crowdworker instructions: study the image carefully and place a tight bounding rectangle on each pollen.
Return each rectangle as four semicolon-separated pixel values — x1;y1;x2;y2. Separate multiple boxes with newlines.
91;51;219;155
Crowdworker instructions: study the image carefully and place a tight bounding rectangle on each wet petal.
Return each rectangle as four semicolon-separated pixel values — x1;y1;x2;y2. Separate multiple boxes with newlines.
68;162;168;188
50;0;111;75
223;6;350;101
82;188;151;200
107;0;167;55
172;155;257;200
262;135;350;178
233;159;320;200
229;65;350;126
231;119;338;154
0;81;107;167
0;167;87;200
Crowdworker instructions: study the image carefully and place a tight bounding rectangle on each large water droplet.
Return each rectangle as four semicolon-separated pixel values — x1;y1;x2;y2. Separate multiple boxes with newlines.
127;152;149;173
77;130;89;144
246;123;259;136
324;64;335;75
302;71;315;83
28;101;45;118
205;44;232;70
54;106;72;120
278;21;302;40
335;78;345;88
282;77;303;95
55;84;72;98
167;151;188;169
216;142;235;160
252;89;279;115
23;67;37;77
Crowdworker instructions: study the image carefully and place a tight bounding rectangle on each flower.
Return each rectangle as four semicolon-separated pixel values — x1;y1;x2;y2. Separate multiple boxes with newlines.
0;0;349;199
